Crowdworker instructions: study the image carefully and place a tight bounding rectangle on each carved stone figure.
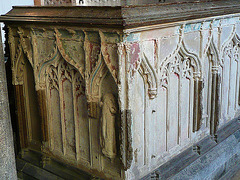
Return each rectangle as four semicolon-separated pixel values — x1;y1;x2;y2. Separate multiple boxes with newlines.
100;93;117;160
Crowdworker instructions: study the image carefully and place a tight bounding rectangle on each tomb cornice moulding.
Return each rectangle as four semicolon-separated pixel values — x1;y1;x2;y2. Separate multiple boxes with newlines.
124;13;240;34
1;0;240;29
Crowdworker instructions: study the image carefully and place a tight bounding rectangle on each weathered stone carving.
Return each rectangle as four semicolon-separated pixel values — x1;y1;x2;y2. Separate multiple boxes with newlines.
221;32;240;122
100;93;118;160
55;28;85;78
160;42;202;133
126;42;141;78
8;27;25;86
120;109;133;170
5;5;240;179
18;27;33;66
117;43;133;170
206;40;221;140
99;31;119;84
193;80;203;132
7;26;122;178
138;53;158;99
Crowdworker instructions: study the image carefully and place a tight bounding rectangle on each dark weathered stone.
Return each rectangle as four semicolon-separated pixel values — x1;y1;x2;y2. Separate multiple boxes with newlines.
17;150;94;179
17;158;64;180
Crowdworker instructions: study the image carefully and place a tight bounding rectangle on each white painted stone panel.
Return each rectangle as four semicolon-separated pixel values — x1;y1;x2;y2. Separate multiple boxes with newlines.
132;72;145;168
156;88;167;155
123;16;240;179
160;36;179;64
168;73;179;150
180;77;190;145
184;31;201;56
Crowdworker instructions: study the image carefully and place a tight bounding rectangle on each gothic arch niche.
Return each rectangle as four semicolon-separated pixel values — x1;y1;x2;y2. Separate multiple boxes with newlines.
10;39;43;151
131;53;157;168
221;34;240;122
204;40;221;139
99;70;122;176
46;57;90;165
23;53;42;149
159;43;202;152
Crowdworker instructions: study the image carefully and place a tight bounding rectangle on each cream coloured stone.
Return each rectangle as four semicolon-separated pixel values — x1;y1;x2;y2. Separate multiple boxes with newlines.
100;93;117;160
6;12;240;180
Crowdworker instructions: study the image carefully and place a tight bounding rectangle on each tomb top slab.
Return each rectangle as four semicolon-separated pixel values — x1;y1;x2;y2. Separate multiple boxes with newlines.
1;0;240;29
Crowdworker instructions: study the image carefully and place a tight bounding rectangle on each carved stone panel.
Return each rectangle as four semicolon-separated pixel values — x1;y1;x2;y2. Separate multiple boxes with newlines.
8;26;122;179
5;6;240;180
204;40;221;139
159;42;202;148
221;34;240;122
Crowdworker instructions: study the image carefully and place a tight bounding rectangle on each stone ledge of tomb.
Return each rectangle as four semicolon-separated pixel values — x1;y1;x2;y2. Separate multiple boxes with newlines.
0;0;240;29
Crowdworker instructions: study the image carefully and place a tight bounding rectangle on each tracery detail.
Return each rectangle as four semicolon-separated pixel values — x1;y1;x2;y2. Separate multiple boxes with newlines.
159;43;202;135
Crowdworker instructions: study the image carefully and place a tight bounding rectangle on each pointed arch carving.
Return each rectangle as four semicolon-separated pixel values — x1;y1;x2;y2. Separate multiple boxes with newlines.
17;27;33;67
86;53;108;102
220;25;236;58
11;43;25;85
8;26;33;86
45;57;90;162
206;40;221;140
159;41;203;133
220;32;240;122
37;39;86;91
208;39;222;68
54;28;85;78
138;53;158;99
8;26;122;176
221;33;240;63
99;31;119;85
84;52;109;118
160;42;202;81
37;46;61;90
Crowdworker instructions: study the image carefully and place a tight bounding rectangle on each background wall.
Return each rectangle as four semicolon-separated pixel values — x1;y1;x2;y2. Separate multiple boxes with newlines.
0;0;34;49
